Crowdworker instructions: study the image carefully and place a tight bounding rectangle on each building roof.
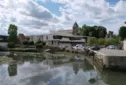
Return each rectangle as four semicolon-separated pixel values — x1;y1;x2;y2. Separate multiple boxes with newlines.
58;29;72;33
97;49;126;57
51;30;86;38
18;34;26;40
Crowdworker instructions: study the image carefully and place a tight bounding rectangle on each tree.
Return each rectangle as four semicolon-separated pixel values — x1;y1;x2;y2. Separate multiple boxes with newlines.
78;24;107;38
119;26;126;40
8;24;18;43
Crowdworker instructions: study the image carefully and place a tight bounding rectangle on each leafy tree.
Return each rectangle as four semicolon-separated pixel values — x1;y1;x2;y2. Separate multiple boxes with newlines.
99;30;105;38
8;24;18;43
79;24;107;38
119;26;126;40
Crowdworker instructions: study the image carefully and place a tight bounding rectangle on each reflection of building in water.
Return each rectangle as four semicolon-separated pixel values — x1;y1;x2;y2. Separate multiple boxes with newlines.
8;62;17;76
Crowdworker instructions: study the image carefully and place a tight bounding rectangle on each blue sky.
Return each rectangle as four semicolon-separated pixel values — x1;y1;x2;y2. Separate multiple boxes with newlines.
36;0;64;16
106;0;120;5
0;0;126;35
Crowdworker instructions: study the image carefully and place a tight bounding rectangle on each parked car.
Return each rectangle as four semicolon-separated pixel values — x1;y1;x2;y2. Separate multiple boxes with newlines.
72;44;85;50
114;45;123;50
107;45;115;49
90;46;100;50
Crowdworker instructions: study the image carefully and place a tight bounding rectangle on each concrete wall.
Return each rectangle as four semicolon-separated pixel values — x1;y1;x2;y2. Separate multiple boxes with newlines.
47;41;59;46
43;34;53;41
29;35;43;43
0;42;8;47
108;56;126;67
123;40;126;50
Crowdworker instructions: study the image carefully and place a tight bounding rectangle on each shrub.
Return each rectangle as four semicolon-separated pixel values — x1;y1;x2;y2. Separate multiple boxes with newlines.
29;41;34;45
8;42;15;48
36;40;42;44
42;42;46;46
23;41;29;45
36;43;43;48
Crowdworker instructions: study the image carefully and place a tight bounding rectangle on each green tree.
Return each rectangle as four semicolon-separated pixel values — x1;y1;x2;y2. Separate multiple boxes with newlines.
8;24;18;43
79;24;107;38
119;26;126;40
99;28;107;38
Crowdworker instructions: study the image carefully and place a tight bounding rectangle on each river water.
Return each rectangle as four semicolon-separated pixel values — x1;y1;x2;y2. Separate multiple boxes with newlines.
0;53;126;85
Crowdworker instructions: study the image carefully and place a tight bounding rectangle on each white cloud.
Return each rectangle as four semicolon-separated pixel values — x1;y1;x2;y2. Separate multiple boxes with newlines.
52;0;126;34
0;0;59;35
0;0;126;35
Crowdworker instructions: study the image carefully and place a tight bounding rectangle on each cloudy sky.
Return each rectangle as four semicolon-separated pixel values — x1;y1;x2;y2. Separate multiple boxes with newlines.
0;0;126;35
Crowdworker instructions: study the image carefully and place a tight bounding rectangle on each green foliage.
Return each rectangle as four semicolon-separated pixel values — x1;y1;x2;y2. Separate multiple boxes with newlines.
36;40;46;52
36;40;42;44
8;42;15;48
79;25;107;38
87;38;98;45
87;37;120;46
8;24;18;43
98;38;105;45
23;41;29;45
36;40;46;46
29;41;34;45
36;43;44;48
119;26;126;40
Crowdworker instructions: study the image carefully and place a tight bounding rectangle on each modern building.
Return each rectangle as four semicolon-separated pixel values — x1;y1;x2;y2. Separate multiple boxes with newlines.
123;40;126;50
0;35;8;47
46;30;87;49
28;29;87;50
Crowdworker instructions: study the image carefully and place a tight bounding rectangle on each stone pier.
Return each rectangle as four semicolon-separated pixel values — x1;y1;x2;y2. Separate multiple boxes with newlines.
93;49;126;70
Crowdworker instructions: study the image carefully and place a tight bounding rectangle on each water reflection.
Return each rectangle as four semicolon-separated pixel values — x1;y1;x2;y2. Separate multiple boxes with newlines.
0;53;126;85
8;61;17;76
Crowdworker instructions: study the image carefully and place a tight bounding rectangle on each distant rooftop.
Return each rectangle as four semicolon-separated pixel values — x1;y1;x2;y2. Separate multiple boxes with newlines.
51;30;89;38
58;29;72;33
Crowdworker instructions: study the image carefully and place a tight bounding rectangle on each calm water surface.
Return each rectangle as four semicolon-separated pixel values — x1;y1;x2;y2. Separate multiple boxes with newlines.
0;53;126;85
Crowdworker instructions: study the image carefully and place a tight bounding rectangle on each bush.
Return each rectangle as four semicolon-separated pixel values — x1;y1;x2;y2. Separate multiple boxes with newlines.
36;43;44;48
29;41;34;45
36;40;42;44
42;42;46;46
87;37;120;46
8;42;15;48
23;41;29;45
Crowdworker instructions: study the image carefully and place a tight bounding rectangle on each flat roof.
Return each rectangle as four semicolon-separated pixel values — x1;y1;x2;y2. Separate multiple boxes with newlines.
97;49;126;57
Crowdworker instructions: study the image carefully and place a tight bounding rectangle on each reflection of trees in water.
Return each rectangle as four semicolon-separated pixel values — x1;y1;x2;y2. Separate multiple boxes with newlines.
8;61;17;76
8;52;45;64
73;62;79;75
72;60;94;75
81;60;94;72
94;65;126;85
100;70;126;85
